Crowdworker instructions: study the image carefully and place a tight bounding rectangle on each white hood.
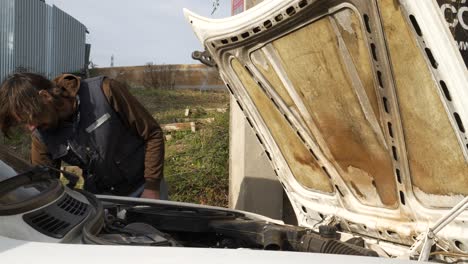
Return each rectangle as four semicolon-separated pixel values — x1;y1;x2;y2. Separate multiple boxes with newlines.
184;0;468;254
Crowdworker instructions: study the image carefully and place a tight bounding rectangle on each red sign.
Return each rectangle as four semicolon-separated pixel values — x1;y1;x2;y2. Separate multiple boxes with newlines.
232;0;244;15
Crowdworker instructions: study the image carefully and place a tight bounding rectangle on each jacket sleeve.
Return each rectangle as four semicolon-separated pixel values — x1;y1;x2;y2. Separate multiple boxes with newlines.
101;78;165;193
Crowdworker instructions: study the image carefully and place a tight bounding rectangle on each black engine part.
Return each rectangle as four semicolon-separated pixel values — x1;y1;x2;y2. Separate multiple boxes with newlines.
125;205;243;232
299;233;378;257
100;222;180;246
89;200;379;257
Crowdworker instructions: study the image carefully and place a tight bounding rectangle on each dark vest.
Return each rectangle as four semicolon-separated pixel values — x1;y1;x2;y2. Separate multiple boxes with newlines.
35;76;145;195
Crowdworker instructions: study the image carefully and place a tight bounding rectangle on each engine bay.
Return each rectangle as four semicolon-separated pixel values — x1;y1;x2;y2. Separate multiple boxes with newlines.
0;169;378;258
91;198;377;257
0;154;466;262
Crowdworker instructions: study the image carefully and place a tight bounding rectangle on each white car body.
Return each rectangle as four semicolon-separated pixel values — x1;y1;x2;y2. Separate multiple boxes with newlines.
0;236;415;264
184;0;467;260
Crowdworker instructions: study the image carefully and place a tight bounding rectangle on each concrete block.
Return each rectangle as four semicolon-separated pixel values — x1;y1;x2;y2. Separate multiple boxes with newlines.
229;95;283;220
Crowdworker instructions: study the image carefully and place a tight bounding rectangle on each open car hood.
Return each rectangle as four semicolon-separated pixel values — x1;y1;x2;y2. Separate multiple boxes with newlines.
185;0;468;252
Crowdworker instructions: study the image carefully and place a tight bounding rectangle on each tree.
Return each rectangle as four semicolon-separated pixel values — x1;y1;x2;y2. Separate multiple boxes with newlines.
88;61;99;77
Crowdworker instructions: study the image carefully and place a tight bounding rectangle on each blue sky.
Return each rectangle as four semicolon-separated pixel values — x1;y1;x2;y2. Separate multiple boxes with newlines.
47;0;231;67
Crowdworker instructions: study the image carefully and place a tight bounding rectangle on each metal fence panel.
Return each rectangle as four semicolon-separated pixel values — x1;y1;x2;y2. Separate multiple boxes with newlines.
14;0;48;75
0;0;86;82
0;0;15;83
46;4;53;78
50;6;86;78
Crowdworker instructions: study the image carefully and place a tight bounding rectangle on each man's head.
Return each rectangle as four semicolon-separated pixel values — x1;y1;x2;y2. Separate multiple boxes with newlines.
0;73;78;137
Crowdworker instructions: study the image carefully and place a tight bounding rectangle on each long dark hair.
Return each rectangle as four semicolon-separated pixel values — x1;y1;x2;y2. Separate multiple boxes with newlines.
0;73;55;137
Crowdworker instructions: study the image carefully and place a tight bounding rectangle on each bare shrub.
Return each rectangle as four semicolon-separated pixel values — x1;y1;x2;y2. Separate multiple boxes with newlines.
143;62;176;89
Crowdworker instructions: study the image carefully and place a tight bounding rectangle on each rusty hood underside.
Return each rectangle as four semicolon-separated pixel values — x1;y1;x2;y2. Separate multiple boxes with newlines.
185;0;468;255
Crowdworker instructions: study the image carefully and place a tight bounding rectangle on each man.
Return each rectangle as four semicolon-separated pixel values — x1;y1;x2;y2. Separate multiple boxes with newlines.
0;73;166;199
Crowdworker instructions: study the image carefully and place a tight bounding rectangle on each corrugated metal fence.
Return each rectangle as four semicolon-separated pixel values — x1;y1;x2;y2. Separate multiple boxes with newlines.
0;0;86;83
0;0;15;83
49;5;86;78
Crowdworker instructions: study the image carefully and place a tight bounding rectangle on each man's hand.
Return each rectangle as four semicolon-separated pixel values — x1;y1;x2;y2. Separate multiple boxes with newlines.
141;187;160;199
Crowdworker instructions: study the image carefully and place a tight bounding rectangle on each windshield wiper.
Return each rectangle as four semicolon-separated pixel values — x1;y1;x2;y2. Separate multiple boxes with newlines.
0;166;51;195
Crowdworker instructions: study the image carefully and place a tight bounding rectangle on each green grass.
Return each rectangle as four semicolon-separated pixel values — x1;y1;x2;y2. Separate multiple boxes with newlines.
1;128;31;161
132;88;230;206
164;111;229;206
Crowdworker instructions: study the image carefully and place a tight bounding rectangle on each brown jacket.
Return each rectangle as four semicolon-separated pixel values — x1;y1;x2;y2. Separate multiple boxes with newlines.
31;75;164;196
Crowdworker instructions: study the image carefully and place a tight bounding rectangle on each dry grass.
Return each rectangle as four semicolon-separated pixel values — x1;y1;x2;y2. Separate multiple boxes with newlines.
131;88;229;123
164;111;230;206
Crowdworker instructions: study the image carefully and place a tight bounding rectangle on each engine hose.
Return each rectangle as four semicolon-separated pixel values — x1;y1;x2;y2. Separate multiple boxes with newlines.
263;229;283;250
78;190;114;245
298;234;379;257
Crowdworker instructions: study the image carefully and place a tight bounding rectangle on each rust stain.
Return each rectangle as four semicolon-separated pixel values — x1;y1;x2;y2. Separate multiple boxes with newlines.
334;12;382;128
232;59;334;193
350;181;366;199
379;0;468;201
269;9;398;207
293;153;321;173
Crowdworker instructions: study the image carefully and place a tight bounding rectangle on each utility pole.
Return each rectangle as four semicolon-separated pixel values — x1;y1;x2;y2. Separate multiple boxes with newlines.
211;0;220;15
110;54;114;67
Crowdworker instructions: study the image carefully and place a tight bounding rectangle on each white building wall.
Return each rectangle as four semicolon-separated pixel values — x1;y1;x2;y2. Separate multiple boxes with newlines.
228;0;284;220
